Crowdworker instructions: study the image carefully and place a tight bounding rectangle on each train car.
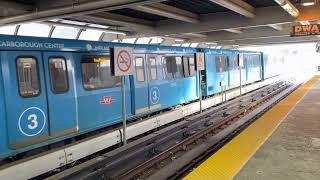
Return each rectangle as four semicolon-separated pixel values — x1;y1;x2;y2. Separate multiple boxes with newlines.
131;49;199;115
0;34;267;160
201;49;264;97
262;51;285;79
0;35;199;159
201;49;237;96
242;52;263;84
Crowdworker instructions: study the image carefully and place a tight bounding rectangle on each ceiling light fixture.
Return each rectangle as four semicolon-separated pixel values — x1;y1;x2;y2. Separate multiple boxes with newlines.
274;0;300;17
300;0;316;6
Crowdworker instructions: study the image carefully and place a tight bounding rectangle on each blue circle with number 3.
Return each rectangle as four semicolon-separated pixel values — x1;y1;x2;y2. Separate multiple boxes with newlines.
18;107;46;137
150;87;160;104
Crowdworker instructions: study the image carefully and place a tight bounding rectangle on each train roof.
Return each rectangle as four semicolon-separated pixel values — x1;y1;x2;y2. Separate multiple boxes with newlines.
0;35;261;54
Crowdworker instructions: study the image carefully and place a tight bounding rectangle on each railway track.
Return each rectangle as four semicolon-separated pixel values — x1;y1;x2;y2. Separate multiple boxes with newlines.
45;80;297;180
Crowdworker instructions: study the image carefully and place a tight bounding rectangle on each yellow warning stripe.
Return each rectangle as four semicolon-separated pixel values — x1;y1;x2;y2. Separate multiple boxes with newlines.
184;76;320;180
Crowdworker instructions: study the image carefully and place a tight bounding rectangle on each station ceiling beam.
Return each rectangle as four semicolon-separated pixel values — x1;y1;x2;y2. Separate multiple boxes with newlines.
268;24;284;31
72;12;154;31
186;25;292;42
224;29;243;34
152;6;295;37
181;33;208;38
0;1;33;12
0;0;166;26
42;21;129;35
131;3;200;23
207;0;255;18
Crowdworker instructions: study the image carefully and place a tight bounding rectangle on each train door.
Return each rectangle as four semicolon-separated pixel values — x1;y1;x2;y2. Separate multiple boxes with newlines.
132;54;150;114
43;52;78;137
2;51;49;149
75;53;125;130
147;54;161;111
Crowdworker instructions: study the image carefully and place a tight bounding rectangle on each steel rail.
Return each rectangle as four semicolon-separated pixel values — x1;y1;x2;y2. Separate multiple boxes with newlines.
45;81;286;180
114;83;290;180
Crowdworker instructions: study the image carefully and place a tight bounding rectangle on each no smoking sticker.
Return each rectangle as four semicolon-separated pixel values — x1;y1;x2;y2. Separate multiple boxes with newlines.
195;52;205;70
112;47;134;76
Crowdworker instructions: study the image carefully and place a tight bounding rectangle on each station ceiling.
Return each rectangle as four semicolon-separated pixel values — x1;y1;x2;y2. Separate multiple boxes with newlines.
0;0;319;48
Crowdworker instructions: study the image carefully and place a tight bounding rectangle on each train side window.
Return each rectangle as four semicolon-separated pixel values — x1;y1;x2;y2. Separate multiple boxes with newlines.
254;55;261;67
189;57;196;76
162;57;168;79
247;55;259;68
149;57;157;80
81;56;121;90
175;57;184;78
228;55;239;70
162;57;174;80
16;57;40;97
183;56;190;76
135;57;145;82
49;57;69;93
215;56;227;72
182;56;196;77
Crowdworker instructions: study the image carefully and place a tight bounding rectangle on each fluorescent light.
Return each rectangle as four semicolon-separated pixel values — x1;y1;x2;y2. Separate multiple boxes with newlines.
301;2;315;6
301;0;316;6
274;0;286;4
282;3;300;17
274;0;300;17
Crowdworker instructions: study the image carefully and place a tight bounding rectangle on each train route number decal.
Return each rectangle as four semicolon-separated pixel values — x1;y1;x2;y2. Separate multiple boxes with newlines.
18;107;46;137
150;87;160;104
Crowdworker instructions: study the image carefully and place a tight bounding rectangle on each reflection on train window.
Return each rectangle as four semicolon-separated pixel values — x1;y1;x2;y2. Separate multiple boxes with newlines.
49;57;69;93
162;56;185;79
183;56;190;76
162;56;175;79
162;57;172;79
228;55;239;70
246;54;260;68
183;56;196;77
175;57;184;78
16;57;40;97
215;56;227;72
135;57;145;82
81;56;121;90
189;57;196;76
149;57;157;80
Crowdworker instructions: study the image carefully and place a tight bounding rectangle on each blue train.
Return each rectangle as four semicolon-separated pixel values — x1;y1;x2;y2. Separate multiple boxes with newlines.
0;35;277;160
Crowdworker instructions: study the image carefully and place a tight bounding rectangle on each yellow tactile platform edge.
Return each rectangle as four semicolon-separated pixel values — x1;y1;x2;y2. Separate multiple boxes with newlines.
184;76;320;180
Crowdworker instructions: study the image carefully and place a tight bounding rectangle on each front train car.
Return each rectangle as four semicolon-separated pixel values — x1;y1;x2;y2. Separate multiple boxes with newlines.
201;48;264;97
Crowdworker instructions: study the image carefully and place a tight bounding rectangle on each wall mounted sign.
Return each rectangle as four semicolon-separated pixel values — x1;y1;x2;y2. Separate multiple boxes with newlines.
291;24;320;37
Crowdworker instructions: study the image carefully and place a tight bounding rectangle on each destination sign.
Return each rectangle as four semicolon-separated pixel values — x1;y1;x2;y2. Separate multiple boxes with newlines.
291;24;320;37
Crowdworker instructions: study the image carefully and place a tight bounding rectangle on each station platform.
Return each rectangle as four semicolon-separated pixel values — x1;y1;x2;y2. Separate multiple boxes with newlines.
184;76;320;180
